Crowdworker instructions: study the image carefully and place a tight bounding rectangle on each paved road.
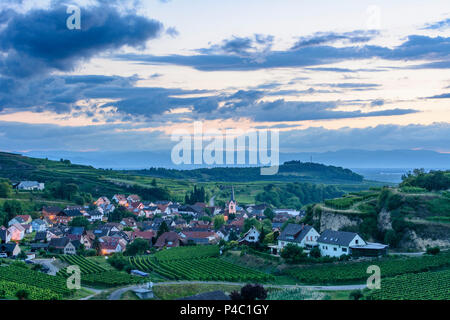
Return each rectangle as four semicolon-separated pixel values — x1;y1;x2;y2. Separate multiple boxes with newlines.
79;287;104;300
109;285;141;300
108;281;366;300
33;259;59;275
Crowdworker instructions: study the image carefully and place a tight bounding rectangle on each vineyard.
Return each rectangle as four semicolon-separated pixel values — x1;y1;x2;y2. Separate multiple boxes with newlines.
0;266;71;300
154;245;220;261
129;246;273;282
57;255;144;287
59;255;107;274
286;252;450;284
367;270;450;300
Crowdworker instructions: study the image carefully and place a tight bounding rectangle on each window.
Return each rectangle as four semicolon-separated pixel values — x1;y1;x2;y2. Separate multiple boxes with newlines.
249;236;255;240
355;239;359;244
333;247;337;251
342;248;347;252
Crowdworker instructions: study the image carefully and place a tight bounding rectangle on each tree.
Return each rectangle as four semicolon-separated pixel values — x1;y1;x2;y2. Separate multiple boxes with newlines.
280;243;307;264
69;216;90;228
349;290;363;300
263;207;274;221
259;226;266;243
0;182;12;198
213;215;225;230
243;218;261;233
109;206;134;222
157;221;170;238
3;200;23;221
426;246;440;255
15;289;30;300
230;284;267;300
125;238;150;256
18;251;27;260
309;246;321;258
151;179;157;187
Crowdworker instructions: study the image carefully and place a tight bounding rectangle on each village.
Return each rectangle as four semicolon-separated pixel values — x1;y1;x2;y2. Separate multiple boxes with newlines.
1;181;388;261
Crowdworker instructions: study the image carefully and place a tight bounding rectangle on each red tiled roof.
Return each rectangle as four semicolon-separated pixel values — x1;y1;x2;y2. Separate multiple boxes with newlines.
181;231;216;239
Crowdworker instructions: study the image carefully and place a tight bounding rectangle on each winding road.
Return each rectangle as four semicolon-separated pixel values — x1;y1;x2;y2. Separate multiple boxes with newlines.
107;281;367;300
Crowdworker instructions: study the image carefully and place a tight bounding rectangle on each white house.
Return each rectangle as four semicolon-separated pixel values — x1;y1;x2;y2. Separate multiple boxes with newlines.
0;227;11;243
16;181;45;191
31;219;48;232
238;226;260;245
8;223;25;241
317;230;366;257
274;209;301;216
276;224;320;254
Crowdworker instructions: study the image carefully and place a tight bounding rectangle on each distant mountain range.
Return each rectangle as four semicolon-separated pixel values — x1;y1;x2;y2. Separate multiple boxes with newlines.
20;149;450;170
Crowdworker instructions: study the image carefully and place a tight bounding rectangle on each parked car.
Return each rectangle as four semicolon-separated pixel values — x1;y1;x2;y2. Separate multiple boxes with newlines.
0;253;8;258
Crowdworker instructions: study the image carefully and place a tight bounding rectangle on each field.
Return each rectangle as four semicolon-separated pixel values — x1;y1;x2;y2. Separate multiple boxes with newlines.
0;265;71;299
367;270;450;300
286;252;450;284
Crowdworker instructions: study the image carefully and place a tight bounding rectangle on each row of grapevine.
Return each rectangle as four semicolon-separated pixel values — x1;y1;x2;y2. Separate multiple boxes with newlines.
368;270;450;300
154;245;220;261
0;280;62;300
0;266;71;297
156;258;274;282
286;252;450;284
59;255;106;274
81;271;144;287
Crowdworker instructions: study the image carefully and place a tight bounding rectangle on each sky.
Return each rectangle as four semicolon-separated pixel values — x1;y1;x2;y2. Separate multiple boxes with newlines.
0;0;449;160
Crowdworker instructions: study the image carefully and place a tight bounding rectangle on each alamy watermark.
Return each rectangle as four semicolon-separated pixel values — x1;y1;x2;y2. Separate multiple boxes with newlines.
366;265;381;290
171;121;279;175
66;265;81;290
66;5;81;30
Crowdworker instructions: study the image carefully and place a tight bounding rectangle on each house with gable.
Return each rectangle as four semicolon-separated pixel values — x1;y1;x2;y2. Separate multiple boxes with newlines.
275;223;320;255
8;223;25;241
238;226;261;245
0;227;11;243
317;230;366;257
31;219;48;232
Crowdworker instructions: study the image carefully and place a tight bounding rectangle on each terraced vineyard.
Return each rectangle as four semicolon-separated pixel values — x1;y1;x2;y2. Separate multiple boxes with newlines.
368;270;450;300
154;245;220;261
286;252;450;284
129;246;273;282
0;266;71;299
59;255;107;274
57;255;142;287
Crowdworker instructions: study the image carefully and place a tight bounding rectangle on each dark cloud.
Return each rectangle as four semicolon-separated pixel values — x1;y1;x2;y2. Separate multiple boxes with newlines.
422;17;450;30
292;30;379;49
166;26;179;38
370;99;385;107
317;83;381;90
0;2;163;78
426;93;450;99
116;34;450;71
280;123;450;152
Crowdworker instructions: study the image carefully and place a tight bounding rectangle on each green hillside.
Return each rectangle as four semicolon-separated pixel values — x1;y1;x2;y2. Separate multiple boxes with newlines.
123;160;364;183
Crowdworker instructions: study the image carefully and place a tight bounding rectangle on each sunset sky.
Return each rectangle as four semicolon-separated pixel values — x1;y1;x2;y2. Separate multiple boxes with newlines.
0;0;449;156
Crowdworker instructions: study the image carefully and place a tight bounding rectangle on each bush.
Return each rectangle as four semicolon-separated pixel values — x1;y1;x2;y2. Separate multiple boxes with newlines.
426;246;440;255
280;243;307;264
349;290;363;300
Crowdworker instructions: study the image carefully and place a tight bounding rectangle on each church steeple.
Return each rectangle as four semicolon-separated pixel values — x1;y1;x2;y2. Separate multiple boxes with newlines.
228;186;236;214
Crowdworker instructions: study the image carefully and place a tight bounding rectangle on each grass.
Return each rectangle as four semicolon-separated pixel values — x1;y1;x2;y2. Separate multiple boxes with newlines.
68;287;96;300
121;290;141;300
86;256;115;271
321;290;352;300
153;283;241;300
